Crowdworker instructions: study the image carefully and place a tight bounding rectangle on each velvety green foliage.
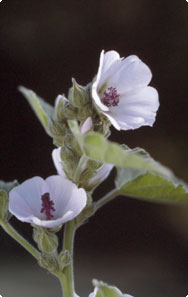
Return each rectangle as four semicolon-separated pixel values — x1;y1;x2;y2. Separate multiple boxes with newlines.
115;167;188;203
19;86;54;135
69;120;174;176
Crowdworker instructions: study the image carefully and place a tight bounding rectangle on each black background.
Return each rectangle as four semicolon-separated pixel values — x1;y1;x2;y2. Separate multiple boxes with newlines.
0;1;188;297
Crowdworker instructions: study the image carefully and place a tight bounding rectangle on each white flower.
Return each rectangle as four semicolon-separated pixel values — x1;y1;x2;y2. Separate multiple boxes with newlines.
52;148;113;187
9;176;87;228
92;50;159;131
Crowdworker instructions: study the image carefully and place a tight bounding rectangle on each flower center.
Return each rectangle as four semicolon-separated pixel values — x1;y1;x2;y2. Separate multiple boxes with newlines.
41;192;55;220
101;87;120;107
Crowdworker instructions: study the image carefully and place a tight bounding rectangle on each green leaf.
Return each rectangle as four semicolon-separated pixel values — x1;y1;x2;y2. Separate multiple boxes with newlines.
115;167;188;204
92;279;131;297
71;128;171;175
68;121;188;204
18;86;54;135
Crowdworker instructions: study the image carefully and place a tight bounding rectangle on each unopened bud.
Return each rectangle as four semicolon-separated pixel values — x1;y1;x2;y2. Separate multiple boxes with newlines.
78;104;94;121
59;250;71;271
33;227;58;253
55;95;68;122
69;78;90;108
60;147;79;176
60;146;76;162
39;252;60;272
86;159;102;170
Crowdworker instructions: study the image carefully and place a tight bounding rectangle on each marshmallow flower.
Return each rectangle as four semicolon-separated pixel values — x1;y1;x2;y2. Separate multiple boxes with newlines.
52;148;113;187
9;176;87;228
92;50;159;131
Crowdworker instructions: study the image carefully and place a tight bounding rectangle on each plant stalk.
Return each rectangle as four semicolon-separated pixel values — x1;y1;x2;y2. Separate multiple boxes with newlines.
61;220;76;297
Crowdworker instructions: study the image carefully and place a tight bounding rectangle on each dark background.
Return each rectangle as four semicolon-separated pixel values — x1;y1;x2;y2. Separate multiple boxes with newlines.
0;1;188;297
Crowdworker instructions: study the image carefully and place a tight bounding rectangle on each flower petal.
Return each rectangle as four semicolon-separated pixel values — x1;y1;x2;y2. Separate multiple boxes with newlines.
46;175;86;220
52;148;66;177
105;86;159;130
101;50;120;76
81;117;93;134
89;163;113;186
46;176;78;216
9;177;45;221
63;187;87;217
32;210;74;228
110;56;152;93
92;50;109;112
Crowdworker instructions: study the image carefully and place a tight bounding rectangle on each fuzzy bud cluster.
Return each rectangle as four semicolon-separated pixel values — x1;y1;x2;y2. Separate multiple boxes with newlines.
49;78;113;190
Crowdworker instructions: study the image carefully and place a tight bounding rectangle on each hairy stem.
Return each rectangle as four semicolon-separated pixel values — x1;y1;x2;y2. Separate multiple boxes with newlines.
57;272;70;297
61;220;76;297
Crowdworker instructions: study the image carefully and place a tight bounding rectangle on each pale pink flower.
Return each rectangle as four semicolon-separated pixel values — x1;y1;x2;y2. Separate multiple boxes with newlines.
9;176;87;228
92;50;159;131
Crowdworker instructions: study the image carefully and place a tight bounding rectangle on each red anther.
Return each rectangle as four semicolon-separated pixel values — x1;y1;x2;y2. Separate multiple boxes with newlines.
41;192;55;220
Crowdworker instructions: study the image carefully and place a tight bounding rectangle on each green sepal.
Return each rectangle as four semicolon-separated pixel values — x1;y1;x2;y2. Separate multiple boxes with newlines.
115;167;188;204
59;250;71;271
68;78;90;108
18;86;54;135
33;227;59;253
55;94;68;122
39;252;60;273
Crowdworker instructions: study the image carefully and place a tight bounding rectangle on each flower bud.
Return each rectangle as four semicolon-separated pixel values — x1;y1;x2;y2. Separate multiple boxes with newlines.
49;119;69;146
60;146;77;163
78;104;94;121
68;78;90;108
60;147;79;177
64;133;74;147
64;133;82;155
39;252;60;272
55;95;68;122
59;250;71;271
64;103;78;119
86;159;103;170
49;119;68;137
33;227;58;253
80;169;98;190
